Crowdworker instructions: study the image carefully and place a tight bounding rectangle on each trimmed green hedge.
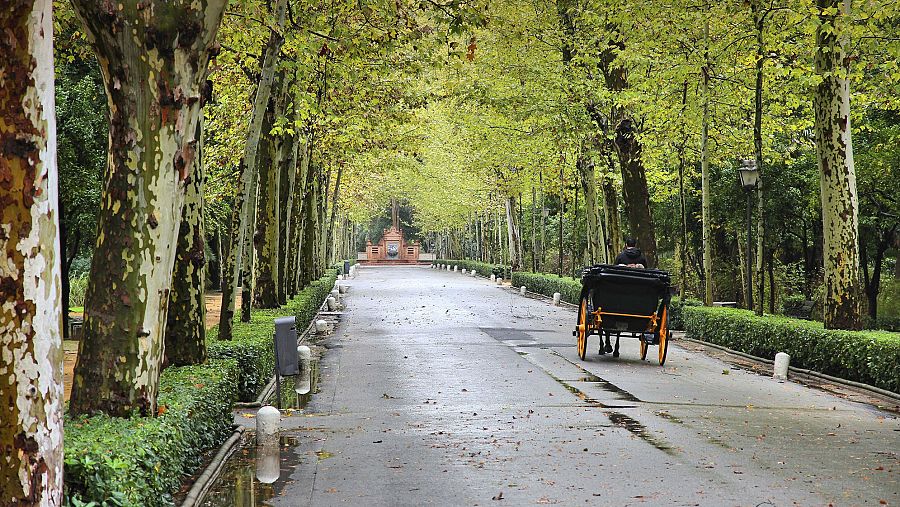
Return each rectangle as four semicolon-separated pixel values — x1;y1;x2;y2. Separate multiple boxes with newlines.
510;271;581;303
436;259;511;279
64;267;343;506
207;269;338;401
683;305;900;393
64;360;239;506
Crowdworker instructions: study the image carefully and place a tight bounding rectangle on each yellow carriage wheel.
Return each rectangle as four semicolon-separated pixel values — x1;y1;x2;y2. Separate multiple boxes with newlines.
658;306;669;366
577;297;589;360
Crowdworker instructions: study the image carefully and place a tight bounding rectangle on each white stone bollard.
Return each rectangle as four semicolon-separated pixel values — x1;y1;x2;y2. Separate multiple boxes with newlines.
490;274;496;282
774;352;790;381
497;277;503;285
471;270;476;277
256;438;280;484
454;265;458;272
337;274;344;281
338;284;348;294
330;289;340;301
326;296;337;311
315;319;328;333
296;346;312;395
552;292;561;306
447;265;451;271
462;268;467;274
257;405;280;437
520;286;527;295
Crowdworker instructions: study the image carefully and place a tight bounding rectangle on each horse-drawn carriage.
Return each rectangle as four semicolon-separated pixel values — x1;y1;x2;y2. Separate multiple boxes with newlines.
573;265;672;365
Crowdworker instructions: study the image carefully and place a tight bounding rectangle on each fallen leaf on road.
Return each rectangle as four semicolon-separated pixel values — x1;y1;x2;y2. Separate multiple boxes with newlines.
492;492;504;500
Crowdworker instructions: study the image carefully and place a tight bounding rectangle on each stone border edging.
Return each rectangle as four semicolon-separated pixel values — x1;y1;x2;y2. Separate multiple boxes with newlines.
681;336;900;402
180;425;245;507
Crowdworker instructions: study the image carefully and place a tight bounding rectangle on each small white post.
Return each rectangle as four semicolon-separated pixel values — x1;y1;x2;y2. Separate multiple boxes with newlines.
330;288;340;299
774;352;790;381
315;319;328;333
256;438;281;484
490;274;496;282
454;265;458;272
471;270;476;277
338;284;348;294
257;405;280;437
552;292;561;306
326;296;337;311
296;346;312;395
462;268;467;274
497;277;503;285
520;286;526;295
337;274;344;281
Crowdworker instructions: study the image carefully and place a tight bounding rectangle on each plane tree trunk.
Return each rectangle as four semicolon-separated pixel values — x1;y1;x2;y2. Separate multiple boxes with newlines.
814;0;863;330
0;0;64;501
69;0;226;417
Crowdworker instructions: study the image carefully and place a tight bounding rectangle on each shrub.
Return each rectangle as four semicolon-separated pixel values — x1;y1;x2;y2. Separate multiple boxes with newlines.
437;259;511;279
68;273;89;308
64;360;239;506
668;296;702;331
510;271;581;304
683;305;900;393
207;270;338;401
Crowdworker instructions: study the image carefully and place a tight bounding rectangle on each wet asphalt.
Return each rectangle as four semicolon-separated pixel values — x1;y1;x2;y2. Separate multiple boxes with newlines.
229;265;899;507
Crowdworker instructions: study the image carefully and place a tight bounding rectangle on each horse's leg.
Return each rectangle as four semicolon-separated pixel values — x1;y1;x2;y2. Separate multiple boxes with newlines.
598;332;606;355
604;332;613;353
612;334;620;358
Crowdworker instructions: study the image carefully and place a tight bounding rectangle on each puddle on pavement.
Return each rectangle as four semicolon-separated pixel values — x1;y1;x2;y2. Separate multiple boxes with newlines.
199;435;300;507
272;360;320;410
607;412;677;456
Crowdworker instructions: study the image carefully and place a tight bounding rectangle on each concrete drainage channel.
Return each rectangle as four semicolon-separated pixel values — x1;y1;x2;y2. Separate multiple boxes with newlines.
179;284;346;507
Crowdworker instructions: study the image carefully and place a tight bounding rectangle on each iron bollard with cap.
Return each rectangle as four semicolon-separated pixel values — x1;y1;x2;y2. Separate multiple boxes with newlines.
273;317;299;409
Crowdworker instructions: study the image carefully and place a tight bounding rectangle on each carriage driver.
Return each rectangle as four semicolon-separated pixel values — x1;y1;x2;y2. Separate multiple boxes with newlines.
614;237;648;268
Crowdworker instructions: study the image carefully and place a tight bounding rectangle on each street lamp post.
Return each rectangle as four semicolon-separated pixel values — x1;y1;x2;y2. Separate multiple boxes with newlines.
737;159;760;311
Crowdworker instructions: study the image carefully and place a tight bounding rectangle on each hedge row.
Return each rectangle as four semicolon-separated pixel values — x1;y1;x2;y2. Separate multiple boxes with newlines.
64;266;343;506
435;259;511;279
206;268;339;401
683;305;900;393
64;360;239;506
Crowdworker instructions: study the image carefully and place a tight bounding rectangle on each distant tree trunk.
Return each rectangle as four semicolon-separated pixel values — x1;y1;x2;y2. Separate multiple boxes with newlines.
677;81;689;298
221;0;287;333
0;0;64;500
215;229;224;291
531;186;538;271
278;109;300;304
70;0;226;416
505;195;524;270
325;164;343;265
252;70;288;310
814;0;862;330
539;173;546;269
601;156;621;260
861;225;897;321
613;118;657;268
299;165;320;286
578;153;604;265
289;139;309;295
701;10;713;306
165;119;207;367
752;0;766;316
558;166;565;276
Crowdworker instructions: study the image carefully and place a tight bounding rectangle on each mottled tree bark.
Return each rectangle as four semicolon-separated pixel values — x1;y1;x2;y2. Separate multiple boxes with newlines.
324;164;344;266
70;0;226;417
252;72;287;309
165;119;206;367
701;9;714;306
277;105;300;304
752;0;766;316
613;118;657;269
505;195;524;271
221;0;287;333
299;165;320;287
289;140;310;294
0;0;64;502
577;154;604;265
814;0;862;330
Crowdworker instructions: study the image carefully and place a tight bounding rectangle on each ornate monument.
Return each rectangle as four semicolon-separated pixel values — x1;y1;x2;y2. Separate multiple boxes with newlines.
358;200;432;264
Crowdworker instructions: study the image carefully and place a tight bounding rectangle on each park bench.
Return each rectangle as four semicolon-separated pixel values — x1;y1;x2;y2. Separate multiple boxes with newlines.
784;299;816;320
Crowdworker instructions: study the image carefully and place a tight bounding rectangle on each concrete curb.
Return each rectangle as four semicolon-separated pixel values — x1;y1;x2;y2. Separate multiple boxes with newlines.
680;336;900;402
180;425;245;507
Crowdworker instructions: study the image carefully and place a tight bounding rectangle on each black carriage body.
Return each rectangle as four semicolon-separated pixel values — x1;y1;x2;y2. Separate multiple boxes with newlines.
580;264;671;335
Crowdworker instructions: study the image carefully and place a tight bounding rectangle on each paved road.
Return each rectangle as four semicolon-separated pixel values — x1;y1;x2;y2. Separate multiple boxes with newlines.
241;265;899;506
